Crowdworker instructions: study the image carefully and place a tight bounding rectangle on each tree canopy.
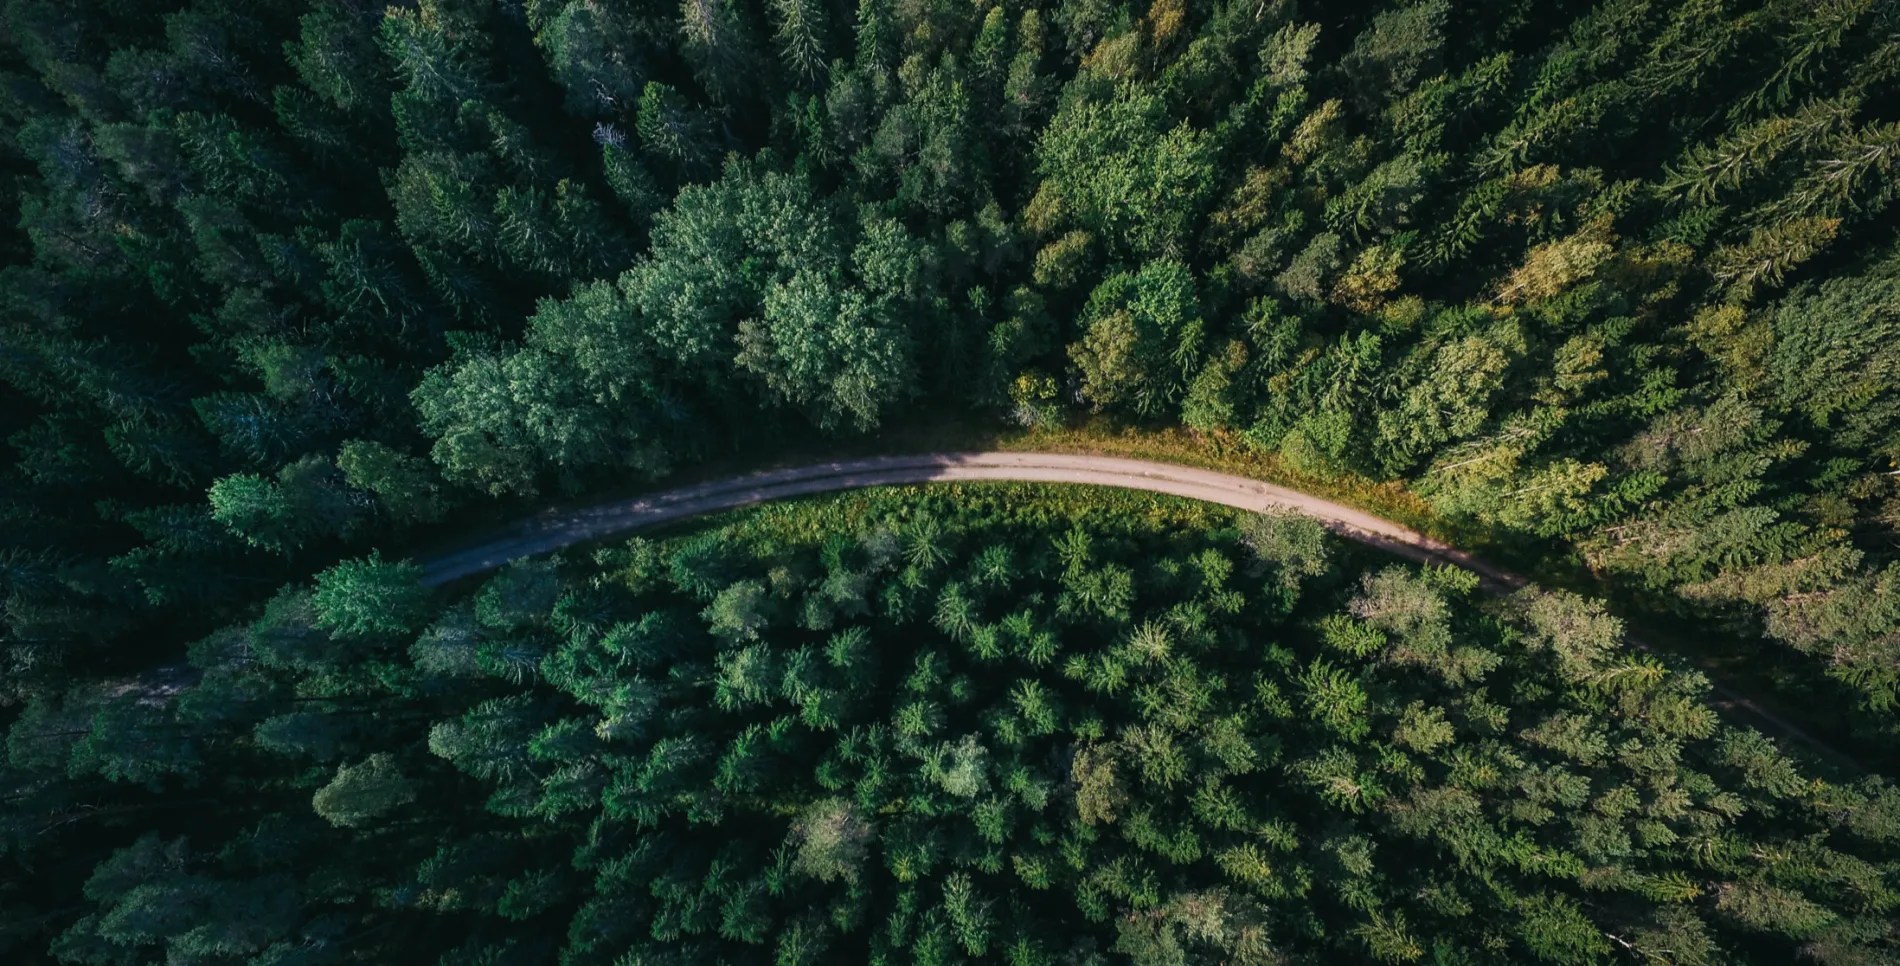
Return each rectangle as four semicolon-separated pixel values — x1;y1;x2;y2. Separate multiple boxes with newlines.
4;0;1900;960
16;486;1900;965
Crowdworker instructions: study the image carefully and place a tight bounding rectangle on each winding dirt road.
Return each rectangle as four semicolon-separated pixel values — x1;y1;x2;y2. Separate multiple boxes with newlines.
418;451;1853;768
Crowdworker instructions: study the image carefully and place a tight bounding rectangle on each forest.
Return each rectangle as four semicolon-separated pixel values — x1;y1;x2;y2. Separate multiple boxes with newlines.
13;487;1900;964
1;0;1899;961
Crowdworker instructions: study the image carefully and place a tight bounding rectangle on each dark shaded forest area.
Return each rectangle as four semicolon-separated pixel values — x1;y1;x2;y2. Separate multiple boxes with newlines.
2;0;1899;962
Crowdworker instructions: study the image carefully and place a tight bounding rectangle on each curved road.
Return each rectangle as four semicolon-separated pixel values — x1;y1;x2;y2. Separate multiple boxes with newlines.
419;452;1853;769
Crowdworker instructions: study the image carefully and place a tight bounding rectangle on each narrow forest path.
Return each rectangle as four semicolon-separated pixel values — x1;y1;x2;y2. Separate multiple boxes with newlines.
418;452;1856;769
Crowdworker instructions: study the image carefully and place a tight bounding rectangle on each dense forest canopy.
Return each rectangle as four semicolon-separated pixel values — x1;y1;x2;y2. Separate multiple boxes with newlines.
14;486;1900;965
3;0;1900;961
3;0;1900;712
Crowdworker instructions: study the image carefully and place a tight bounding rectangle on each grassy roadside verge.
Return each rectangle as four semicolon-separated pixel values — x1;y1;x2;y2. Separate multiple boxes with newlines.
997;422;1440;531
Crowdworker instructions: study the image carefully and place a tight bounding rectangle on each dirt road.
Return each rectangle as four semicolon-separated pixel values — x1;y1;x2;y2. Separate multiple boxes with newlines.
418;451;1853;768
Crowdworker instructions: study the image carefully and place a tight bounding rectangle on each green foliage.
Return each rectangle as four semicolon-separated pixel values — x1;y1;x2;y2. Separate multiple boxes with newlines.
1031;82;1217;262
209;456;367;553
1240;509;1330;593
790;798;874;883
311;552;431;640
22;490;1900;964
736;266;914;431
7;0;1900;960
337;439;447;525
312;752;416;827
1070;259;1206;417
